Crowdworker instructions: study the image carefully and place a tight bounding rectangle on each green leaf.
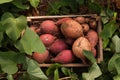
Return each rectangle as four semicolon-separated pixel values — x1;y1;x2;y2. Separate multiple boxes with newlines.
114;58;120;74
108;54;120;75
100;20;118;39
7;74;14;80
100;9;110;24
0;0;12;4
112;35;120;53
0;32;3;47
1;63;18;74
88;2;101;13
76;0;84;5
12;0;29;9
15;27;46;55
0;51;17;64
0;51;18;74
27;58;48;80
46;63;61;76
29;0;40;8
1;12;14;21
61;67;71;76
2;16;27;41
102;38;109;49
83;50;97;64
47;1;62;15
82;63;102;80
54;69;59;80
113;74;120;80
15;53;26;64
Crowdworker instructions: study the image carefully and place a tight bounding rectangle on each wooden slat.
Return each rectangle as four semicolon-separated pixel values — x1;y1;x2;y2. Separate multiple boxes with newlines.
39;63;89;67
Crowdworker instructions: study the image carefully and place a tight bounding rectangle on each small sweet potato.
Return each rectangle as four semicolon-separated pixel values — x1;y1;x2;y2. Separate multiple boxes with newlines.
89;18;97;29
86;30;98;47
61;19;83;39
74;16;85;24
81;23;90;33
32;50;49;63
39;34;56;47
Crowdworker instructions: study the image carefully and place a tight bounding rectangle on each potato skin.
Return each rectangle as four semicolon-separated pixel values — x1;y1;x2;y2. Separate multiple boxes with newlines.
61;19;83;39
32;50;49;63
72;37;91;63
40;20;59;35
86;30;98;47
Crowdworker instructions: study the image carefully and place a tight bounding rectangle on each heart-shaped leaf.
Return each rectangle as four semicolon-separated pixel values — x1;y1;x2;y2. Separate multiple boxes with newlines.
82;63;102;80
100;20;118;39
2;15;27;41
29;0;40;8
15;27;46;55
1;63;18;74
27;58;48;80
108;54;120;75
12;0;29;9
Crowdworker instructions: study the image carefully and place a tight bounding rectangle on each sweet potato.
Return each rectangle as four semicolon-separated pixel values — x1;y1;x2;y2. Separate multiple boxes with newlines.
81;23;90;33
49;39;68;55
86;30;98;47
39;34;56;47
61;19;83;39
74;16;85;24
55;17;72;25
91;47;96;57
40;20;59;35
51;50;75;64
89;18;97;29
72;37;91;63
32;50;49;63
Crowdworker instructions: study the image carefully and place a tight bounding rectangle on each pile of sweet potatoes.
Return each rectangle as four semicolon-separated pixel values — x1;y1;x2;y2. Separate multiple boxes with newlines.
30;16;99;64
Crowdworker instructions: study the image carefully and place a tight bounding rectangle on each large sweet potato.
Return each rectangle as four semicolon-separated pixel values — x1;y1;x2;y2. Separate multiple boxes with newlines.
60;19;83;39
72;37;91;63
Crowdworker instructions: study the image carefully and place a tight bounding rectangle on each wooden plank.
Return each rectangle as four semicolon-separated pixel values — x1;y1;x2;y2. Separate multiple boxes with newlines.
39;63;89;67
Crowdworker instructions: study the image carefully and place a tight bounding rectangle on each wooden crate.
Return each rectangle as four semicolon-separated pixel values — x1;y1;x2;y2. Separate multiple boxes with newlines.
27;14;103;67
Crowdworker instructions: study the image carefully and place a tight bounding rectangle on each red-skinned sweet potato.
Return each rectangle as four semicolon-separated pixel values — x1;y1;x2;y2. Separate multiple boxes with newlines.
86;30;98;47
40;20;59;35
32;50;49;63
51;50;75;64
49;39;68;55
39;34;56;47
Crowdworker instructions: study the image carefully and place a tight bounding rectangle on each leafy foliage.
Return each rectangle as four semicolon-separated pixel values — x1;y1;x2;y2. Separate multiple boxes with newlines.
0;12;46;79
29;0;40;8
82;50;102;80
27;58;48;80
15;27;46;55
100;20;118;48
82;63;102;80
0;0;12;4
